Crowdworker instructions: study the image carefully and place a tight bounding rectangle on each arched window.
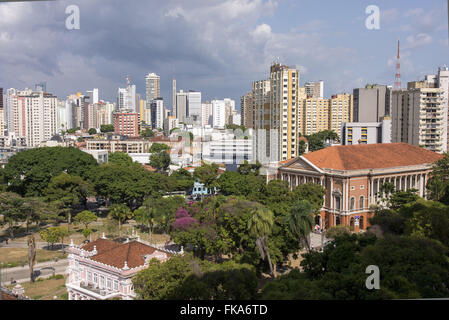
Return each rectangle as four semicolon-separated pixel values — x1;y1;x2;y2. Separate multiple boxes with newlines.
360;216;364;230
335;196;341;210
350;217;355;228
359;196;364;210
350;197;355;211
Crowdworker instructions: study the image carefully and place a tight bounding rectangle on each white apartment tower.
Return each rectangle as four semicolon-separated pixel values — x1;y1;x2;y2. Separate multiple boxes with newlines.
212;100;226;129
391;86;446;153
187;91;202;122
11;89;57;147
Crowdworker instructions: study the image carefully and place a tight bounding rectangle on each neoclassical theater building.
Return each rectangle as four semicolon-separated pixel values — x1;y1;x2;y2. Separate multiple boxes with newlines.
275;143;443;231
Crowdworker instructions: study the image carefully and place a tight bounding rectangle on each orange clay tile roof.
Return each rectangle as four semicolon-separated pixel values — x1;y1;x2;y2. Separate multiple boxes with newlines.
81;239;171;269
302;143;443;171
83;238;119;253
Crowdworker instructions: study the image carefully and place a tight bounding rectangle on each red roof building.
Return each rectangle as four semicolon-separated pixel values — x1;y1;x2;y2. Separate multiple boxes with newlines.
66;236;182;300
277;143;443;231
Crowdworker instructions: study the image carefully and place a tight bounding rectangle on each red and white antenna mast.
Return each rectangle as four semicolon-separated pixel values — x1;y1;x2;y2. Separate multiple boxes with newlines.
394;40;402;89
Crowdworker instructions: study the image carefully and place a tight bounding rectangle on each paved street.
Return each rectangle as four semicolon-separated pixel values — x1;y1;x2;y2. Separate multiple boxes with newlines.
0;259;69;286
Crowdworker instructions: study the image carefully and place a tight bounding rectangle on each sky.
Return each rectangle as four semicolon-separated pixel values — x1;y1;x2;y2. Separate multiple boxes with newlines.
0;0;448;112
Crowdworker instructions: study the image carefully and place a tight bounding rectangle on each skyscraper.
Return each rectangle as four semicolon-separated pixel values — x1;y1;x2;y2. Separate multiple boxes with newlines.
0;88;3;135
212;100;226;129
391;84;446;153
268;63;300;161
145;73;160;105
187;90;202;122
176;90;188;123
10;89;58;147
0;87;3;110
172;78;176;114
117;76;136;112
241;92;254;128
150;98;164;130
201;102;212;127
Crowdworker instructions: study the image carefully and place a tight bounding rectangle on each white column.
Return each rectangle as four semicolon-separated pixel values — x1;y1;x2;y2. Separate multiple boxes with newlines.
330;177;333;209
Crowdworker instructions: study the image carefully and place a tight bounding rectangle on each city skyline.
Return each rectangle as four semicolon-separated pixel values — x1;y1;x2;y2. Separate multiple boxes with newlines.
0;0;448;110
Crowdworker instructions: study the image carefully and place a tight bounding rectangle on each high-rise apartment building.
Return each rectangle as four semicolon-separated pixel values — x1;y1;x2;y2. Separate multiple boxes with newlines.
10;89;58;147
172;78;176;114
353;84;392;122
5;88;17;133
414;67;449;150
113;112;139;137
150;98;164;130
224;98;236;126
302;97;330;136
0;87;3;110
300;94;353;137
96;102;115;128
212;100;226;129
117;77;136;112
176;90;188;123
241;92;254;128
201;102;212;127
187;91;202;122
145;73;160;105
269;64;301;161
164;116;179;136
304;81;324;98
253;79;271;160
391;85;446;153
329;93;353;134
0;87;3;135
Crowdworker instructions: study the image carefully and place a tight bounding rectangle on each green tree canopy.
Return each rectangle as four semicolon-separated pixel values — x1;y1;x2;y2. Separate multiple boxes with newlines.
150;151;171;172
108;204;133;238
100;124;114;133
194;163;219;190
149;143;171;153
286;200;314;250
3;147;98;197
74;210;98;229
133;254;258;300
108;152;134;166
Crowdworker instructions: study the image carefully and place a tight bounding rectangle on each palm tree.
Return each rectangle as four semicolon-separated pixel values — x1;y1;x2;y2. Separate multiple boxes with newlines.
247;207;275;277
27;236;36;283
287;200;314;251
108;204;133;239
134;200;157;243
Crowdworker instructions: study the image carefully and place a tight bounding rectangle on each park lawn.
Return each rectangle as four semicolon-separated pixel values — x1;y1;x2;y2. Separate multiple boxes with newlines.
9;276;68;300
0;248;66;268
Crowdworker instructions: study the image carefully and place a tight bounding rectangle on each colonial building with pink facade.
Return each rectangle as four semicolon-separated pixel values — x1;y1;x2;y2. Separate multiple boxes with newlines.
66;235;182;300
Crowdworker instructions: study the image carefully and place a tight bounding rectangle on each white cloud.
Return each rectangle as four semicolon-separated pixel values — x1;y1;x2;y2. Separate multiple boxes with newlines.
252;23;272;41
404;33;433;49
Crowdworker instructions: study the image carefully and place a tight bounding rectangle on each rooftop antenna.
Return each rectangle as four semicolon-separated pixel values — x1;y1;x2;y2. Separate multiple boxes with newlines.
394;40;402;89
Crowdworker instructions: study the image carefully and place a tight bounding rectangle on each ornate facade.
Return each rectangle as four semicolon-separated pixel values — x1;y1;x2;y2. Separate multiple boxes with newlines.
276;143;443;231
66;235;182;300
